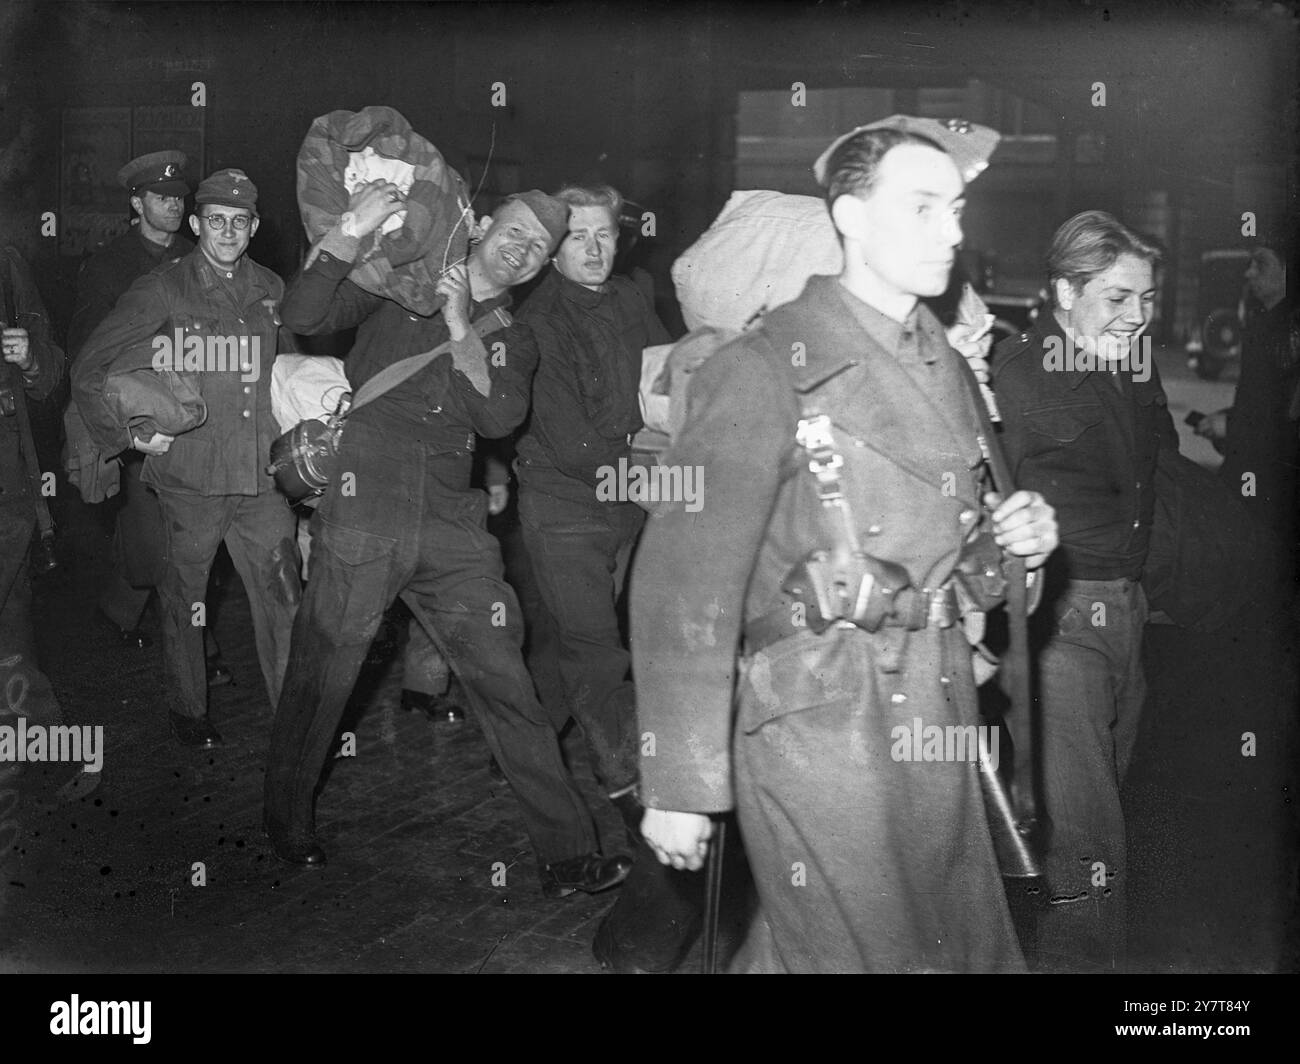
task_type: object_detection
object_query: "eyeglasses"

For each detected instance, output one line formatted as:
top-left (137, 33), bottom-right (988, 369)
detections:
top-left (200, 213), bottom-right (252, 231)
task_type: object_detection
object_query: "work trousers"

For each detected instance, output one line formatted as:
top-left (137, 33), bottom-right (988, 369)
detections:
top-left (519, 481), bottom-right (643, 793)
top-left (155, 489), bottom-right (300, 719)
top-left (264, 420), bottom-right (597, 865)
top-left (1008, 576), bottom-right (1148, 972)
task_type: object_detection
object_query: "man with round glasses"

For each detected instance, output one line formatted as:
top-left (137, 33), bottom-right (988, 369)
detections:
top-left (68, 150), bottom-right (232, 690)
top-left (73, 168), bottom-right (301, 749)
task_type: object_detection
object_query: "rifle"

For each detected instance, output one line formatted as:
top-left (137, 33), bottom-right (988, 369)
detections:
top-left (961, 362), bottom-right (1043, 878)
top-left (701, 816), bottom-right (726, 974)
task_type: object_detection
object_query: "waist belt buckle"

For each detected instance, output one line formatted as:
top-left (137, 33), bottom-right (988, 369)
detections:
top-left (928, 585), bottom-right (959, 629)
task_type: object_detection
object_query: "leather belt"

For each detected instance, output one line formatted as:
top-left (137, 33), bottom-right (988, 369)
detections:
top-left (743, 583), bottom-right (959, 655)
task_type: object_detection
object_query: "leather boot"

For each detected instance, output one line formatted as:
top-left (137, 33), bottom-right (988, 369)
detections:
top-left (593, 794), bottom-right (705, 974)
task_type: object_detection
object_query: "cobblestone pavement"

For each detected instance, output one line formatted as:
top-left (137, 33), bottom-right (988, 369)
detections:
top-left (1, 495), bottom-right (1295, 973)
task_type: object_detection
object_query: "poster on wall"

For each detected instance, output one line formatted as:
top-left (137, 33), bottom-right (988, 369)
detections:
top-left (59, 105), bottom-right (205, 257)
top-left (59, 107), bottom-right (133, 257)
top-left (132, 105), bottom-right (205, 178)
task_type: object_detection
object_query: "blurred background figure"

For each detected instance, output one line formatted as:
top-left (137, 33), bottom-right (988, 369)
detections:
top-left (1193, 238), bottom-right (1297, 564)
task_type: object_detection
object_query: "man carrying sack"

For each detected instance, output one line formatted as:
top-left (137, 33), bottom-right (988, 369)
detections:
top-left (263, 180), bottom-right (632, 900)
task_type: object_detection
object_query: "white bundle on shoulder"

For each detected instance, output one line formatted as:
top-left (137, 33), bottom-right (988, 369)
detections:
top-left (271, 355), bottom-right (351, 433)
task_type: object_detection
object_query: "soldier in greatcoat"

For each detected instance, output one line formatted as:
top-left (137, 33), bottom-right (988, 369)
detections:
top-left (633, 117), bottom-right (1060, 972)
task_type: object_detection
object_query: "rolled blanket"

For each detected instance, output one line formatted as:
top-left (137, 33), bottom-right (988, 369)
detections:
top-left (271, 354), bottom-right (350, 433)
top-left (297, 105), bottom-right (471, 316)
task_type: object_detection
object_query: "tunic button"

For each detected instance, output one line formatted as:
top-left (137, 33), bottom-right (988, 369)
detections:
top-left (241, 410), bottom-right (251, 419)
top-left (866, 524), bottom-right (882, 535)
top-left (890, 692), bottom-right (906, 704)
top-left (241, 363), bottom-right (252, 372)
top-left (854, 438), bottom-right (866, 448)
top-left (243, 386), bottom-right (251, 394)
top-left (959, 508), bottom-right (975, 525)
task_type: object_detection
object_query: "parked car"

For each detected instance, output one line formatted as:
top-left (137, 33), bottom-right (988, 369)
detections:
top-left (1188, 248), bottom-right (1251, 380)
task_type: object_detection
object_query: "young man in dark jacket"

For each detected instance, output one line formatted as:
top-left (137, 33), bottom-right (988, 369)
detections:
top-left (514, 184), bottom-right (684, 967)
top-left (516, 184), bottom-right (669, 803)
top-left (991, 210), bottom-right (1176, 971)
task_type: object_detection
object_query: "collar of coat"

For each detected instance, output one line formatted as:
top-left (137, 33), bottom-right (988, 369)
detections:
top-left (186, 247), bottom-right (277, 303)
top-left (134, 226), bottom-right (194, 262)
top-left (538, 262), bottom-right (615, 309)
top-left (758, 273), bottom-right (985, 479)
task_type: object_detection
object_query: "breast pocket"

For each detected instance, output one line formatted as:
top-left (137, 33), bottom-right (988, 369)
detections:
top-left (171, 315), bottom-right (223, 390)
top-left (1022, 401), bottom-right (1104, 444)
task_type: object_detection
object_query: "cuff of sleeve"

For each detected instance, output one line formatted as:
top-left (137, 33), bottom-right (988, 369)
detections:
top-left (316, 226), bottom-right (363, 265)
top-left (450, 331), bottom-right (491, 394)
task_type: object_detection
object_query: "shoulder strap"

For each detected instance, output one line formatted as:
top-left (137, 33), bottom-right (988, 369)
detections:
top-left (348, 306), bottom-right (511, 414)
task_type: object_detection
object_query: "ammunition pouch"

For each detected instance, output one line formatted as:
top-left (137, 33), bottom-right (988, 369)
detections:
top-left (743, 550), bottom-right (962, 655)
top-left (781, 548), bottom-right (913, 634)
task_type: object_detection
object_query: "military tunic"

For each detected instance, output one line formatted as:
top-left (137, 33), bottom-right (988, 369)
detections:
top-left (73, 249), bottom-right (301, 720)
top-left (633, 275), bottom-right (1023, 972)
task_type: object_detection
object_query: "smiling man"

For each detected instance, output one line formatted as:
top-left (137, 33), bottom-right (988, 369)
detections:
top-left (74, 168), bottom-right (301, 749)
top-left (264, 185), bottom-right (633, 900)
top-left (991, 210), bottom-right (1178, 972)
top-left (633, 116), bottom-right (1058, 972)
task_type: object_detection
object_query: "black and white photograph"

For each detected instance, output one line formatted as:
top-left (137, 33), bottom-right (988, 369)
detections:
top-left (0, 0), bottom-right (1296, 1019)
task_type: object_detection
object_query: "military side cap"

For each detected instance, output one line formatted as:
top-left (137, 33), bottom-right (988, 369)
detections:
top-left (196, 168), bottom-right (258, 213)
top-left (505, 189), bottom-right (569, 251)
top-left (813, 115), bottom-right (1000, 186)
top-left (117, 150), bottom-right (189, 197)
